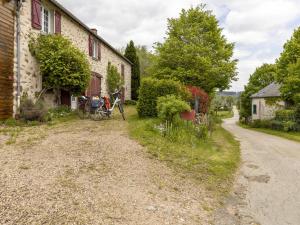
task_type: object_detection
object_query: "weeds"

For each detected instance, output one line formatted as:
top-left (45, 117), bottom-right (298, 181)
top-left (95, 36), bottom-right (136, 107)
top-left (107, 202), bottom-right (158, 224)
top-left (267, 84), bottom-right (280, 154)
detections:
top-left (128, 106), bottom-right (240, 195)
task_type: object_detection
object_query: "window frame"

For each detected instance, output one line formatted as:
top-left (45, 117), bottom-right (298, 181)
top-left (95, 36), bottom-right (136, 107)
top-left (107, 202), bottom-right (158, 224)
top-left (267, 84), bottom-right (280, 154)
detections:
top-left (253, 104), bottom-right (257, 115)
top-left (92, 39), bottom-right (98, 59)
top-left (41, 5), bottom-right (53, 34)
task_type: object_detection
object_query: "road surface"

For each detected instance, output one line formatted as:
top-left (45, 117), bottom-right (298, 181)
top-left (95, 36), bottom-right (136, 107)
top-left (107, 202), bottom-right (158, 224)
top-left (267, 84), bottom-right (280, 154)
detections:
top-left (216, 108), bottom-right (300, 225)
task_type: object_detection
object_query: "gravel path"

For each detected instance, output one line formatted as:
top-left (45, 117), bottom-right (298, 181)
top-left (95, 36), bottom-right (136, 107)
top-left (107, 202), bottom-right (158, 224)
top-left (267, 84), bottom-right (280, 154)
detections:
top-left (215, 107), bottom-right (300, 225)
top-left (0, 119), bottom-right (213, 225)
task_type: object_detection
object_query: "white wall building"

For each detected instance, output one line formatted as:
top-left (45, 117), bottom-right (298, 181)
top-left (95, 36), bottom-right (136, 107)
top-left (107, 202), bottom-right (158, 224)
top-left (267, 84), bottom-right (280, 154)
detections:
top-left (251, 83), bottom-right (285, 120)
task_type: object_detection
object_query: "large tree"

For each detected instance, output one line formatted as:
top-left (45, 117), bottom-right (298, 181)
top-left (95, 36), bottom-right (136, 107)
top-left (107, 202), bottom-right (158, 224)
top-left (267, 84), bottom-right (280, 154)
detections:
top-left (239, 64), bottom-right (277, 121)
top-left (125, 41), bottom-right (141, 100)
top-left (135, 45), bottom-right (156, 77)
top-left (152, 5), bottom-right (237, 94)
top-left (276, 27), bottom-right (300, 103)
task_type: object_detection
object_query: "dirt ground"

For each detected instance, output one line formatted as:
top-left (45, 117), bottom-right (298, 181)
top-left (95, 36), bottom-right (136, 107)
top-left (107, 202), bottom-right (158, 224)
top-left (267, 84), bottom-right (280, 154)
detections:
top-left (215, 108), bottom-right (300, 225)
top-left (0, 118), bottom-right (214, 225)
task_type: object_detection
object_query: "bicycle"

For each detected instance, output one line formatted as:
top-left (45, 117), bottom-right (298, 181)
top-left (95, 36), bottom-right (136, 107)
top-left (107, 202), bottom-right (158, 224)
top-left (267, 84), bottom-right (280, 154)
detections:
top-left (79, 90), bottom-right (125, 121)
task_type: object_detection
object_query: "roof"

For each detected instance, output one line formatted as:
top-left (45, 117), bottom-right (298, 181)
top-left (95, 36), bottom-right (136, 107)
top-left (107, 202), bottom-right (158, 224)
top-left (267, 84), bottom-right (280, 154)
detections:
top-left (48, 0), bottom-right (132, 65)
top-left (251, 82), bottom-right (281, 98)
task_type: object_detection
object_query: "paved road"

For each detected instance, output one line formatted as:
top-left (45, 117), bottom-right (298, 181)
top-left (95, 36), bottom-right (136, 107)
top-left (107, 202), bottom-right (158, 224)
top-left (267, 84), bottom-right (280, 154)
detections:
top-left (217, 108), bottom-right (300, 225)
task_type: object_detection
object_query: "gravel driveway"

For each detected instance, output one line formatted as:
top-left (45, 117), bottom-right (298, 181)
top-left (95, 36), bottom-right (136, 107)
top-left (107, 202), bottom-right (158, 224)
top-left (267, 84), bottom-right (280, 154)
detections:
top-left (0, 119), bottom-right (213, 225)
top-left (215, 108), bottom-right (300, 225)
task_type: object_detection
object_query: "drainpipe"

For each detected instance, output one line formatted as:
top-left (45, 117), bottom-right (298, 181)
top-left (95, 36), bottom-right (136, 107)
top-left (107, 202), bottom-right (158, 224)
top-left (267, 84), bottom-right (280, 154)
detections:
top-left (16, 0), bottom-right (22, 113)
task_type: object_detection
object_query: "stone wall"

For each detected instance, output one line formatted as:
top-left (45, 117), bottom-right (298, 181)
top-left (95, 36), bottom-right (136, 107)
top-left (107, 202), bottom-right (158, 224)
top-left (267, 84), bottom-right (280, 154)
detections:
top-left (13, 0), bottom-right (131, 114)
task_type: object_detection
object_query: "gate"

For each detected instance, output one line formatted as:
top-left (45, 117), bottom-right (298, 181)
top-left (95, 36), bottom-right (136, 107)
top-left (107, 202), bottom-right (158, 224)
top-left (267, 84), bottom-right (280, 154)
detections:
top-left (0, 1), bottom-right (15, 119)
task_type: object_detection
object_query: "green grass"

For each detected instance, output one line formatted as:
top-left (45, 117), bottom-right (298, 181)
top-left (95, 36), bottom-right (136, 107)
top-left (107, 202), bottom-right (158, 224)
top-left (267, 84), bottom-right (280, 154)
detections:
top-left (127, 106), bottom-right (240, 195)
top-left (0, 111), bottom-right (79, 145)
top-left (216, 110), bottom-right (234, 119)
top-left (239, 123), bottom-right (300, 143)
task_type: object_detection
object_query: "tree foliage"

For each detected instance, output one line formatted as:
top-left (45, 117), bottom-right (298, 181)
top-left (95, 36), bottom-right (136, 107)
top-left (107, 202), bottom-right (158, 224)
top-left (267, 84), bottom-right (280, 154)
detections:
top-left (276, 27), bottom-right (300, 103)
top-left (211, 95), bottom-right (234, 114)
top-left (135, 45), bottom-right (156, 77)
top-left (280, 60), bottom-right (300, 103)
top-left (239, 64), bottom-right (277, 121)
top-left (124, 41), bottom-right (141, 100)
top-left (106, 62), bottom-right (123, 93)
top-left (152, 5), bottom-right (237, 94)
top-left (29, 34), bottom-right (90, 95)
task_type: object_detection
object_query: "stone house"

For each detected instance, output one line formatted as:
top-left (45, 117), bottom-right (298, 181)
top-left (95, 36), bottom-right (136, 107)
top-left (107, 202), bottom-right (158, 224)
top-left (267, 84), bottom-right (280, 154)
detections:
top-left (251, 82), bottom-right (285, 120)
top-left (0, 0), bottom-right (132, 119)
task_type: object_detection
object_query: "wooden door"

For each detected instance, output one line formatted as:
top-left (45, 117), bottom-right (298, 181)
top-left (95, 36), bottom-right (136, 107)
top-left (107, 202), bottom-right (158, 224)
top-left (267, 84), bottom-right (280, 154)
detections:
top-left (61, 90), bottom-right (71, 107)
top-left (0, 1), bottom-right (15, 119)
top-left (86, 73), bottom-right (102, 97)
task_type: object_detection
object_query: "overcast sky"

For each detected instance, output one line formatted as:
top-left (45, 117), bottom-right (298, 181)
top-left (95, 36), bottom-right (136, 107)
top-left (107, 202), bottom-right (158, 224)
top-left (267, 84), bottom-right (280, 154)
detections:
top-left (58, 0), bottom-right (300, 91)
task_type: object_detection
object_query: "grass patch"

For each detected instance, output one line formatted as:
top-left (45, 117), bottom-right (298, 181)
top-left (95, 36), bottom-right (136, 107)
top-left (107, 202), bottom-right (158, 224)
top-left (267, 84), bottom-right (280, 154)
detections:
top-left (127, 106), bottom-right (240, 195)
top-left (239, 122), bottom-right (300, 143)
top-left (216, 111), bottom-right (233, 119)
top-left (0, 126), bottom-right (22, 145)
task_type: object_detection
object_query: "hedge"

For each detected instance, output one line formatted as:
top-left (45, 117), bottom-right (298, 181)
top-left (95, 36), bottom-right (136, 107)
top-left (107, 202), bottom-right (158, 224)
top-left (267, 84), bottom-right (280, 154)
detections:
top-left (250, 119), bottom-right (300, 132)
top-left (275, 109), bottom-right (296, 122)
top-left (137, 78), bottom-right (189, 117)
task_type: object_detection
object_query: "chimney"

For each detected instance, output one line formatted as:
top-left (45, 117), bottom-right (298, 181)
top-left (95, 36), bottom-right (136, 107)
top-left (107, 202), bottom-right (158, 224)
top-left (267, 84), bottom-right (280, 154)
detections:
top-left (91, 28), bottom-right (97, 34)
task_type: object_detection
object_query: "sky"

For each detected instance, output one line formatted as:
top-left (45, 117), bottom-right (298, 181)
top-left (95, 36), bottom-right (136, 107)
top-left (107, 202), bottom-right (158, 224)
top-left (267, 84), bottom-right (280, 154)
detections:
top-left (57, 0), bottom-right (300, 91)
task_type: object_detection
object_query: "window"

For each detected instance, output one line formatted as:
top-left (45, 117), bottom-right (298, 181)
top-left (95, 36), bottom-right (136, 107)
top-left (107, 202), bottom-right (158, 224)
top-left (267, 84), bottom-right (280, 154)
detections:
top-left (41, 5), bottom-right (54, 34)
top-left (92, 39), bottom-right (98, 59)
top-left (253, 104), bottom-right (257, 115)
top-left (121, 64), bottom-right (125, 78)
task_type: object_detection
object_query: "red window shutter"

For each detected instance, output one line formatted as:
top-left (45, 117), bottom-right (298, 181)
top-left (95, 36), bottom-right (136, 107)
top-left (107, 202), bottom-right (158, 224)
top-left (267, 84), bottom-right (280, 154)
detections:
top-left (55, 11), bottom-right (61, 34)
top-left (98, 42), bottom-right (101, 60)
top-left (88, 35), bottom-right (93, 56)
top-left (32, 0), bottom-right (41, 29)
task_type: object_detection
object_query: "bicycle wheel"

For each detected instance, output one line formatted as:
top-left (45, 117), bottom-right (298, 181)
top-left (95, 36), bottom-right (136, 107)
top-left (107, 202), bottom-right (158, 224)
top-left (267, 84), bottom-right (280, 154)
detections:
top-left (93, 108), bottom-right (107, 121)
top-left (118, 104), bottom-right (125, 120)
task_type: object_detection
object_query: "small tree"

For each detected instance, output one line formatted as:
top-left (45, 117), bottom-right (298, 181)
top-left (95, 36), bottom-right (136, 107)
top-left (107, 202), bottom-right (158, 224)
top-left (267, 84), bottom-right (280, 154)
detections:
top-left (124, 40), bottom-right (141, 100)
top-left (106, 62), bottom-right (123, 93)
top-left (157, 95), bottom-right (191, 123)
top-left (29, 34), bottom-right (91, 96)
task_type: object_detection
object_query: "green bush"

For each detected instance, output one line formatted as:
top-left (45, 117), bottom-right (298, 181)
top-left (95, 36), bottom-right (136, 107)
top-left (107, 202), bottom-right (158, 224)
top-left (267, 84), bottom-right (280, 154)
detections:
top-left (124, 100), bottom-right (137, 105)
top-left (29, 34), bottom-right (90, 95)
top-left (295, 104), bottom-right (300, 124)
top-left (275, 109), bottom-right (296, 121)
top-left (137, 78), bottom-right (189, 117)
top-left (157, 95), bottom-right (191, 123)
top-left (282, 120), bottom-right (298, 132)
top-left (250, 120), bottom-right (272, 129)
top-left (270, 120), bottom-right (284, 130)
top-left (107, 62), bottom-right (124, 93)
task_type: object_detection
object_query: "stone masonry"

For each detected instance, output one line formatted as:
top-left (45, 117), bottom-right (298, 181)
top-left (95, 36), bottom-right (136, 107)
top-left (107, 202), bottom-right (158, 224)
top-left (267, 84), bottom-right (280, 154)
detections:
top-left (13, 0), bottom-right (131, 114)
